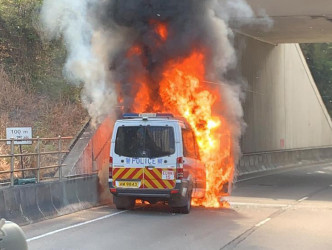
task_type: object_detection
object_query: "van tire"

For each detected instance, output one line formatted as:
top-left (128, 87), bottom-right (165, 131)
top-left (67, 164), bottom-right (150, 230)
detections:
top-left (180, 191), bottom-right (192, 214)
top-left (171, 191), bottom-right (192, 214)
top-left (113, 196), bottom-right (135, 210)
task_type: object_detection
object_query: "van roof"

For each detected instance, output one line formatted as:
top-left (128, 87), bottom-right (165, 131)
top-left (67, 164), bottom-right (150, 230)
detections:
top-left (116, 113), bottom-right (191, 128)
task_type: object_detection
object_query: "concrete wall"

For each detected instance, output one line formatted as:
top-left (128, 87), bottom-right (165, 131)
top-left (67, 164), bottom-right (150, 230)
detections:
top-left (241, 38), bottom-right (332, 153)
top-left (62, 117), bottom-right (114, 177)
top-left (0, 175), bottom-right (99, 225)
top-left (62, 116), bottom-right (114, 203)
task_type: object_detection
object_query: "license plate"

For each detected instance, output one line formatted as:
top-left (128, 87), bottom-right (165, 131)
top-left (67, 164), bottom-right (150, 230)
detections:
top-left (116, 181), bottom-right (140, 188)
top-left (162, 170), bottom-right (174, 180)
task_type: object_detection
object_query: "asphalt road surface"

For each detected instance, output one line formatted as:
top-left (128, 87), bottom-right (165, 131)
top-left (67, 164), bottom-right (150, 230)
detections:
top-left (23, 162), bottom-right (332, 250)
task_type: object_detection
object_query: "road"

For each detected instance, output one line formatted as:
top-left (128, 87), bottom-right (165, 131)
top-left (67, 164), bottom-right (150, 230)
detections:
top-left (23, 162), bottom-right (332, 250)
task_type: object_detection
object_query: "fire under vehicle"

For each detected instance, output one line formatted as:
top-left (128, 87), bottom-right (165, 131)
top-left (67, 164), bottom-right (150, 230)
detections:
top-left (109, 113), bottom-right (206, 213)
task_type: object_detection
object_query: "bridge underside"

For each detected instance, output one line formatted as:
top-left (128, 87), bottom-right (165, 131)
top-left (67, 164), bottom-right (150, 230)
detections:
top-left (239, 0), bottom-right (332, 44)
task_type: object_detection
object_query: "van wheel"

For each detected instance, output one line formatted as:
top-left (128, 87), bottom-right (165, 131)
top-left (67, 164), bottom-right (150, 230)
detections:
top-left (113, 196), bottom-right (135, 210)
top-left (171, 191), bottom-right (192, 214)
top-left (180, 191), bottom-right (192, 214)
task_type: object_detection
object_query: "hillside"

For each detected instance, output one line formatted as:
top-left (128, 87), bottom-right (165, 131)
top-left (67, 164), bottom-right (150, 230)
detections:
top-left (0, 0), bottom-right (88, 138)
top-left (0, 0), bottom-right (88, 178)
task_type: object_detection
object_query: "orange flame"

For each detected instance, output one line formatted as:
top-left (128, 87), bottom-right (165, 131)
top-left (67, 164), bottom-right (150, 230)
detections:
top-left (125, 22), bottom-right (234, 208)
top-left (150, 20), bottom-right (168, 41)
top-left (159, 51), bottom-right (234, 208)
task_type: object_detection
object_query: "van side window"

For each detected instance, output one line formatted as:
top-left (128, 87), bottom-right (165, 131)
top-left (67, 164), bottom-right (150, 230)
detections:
top-left (182, 129), bottom-right (196, 159)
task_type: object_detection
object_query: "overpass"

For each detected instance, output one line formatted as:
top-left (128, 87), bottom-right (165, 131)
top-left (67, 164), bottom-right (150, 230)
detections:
top-left (242, 0), bottom-right (332, 44)
top-left (236, 0), bottom-right (332, 167)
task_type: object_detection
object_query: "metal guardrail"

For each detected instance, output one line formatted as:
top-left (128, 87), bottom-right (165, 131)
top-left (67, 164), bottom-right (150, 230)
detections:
top-left (0, 136), bottom-right (73, 186)
top-left (242, 145), bottom-right (332, 156)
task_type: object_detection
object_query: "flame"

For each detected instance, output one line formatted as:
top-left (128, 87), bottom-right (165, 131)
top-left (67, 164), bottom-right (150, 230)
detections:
top-left (159, 51), bottom-right (234, 208)
top-left (127, 45), bottom-right (143, 57)
top-left (150, 20), bottom-right (168, 41)
top-left (125, 21), bottom-right (234, 208)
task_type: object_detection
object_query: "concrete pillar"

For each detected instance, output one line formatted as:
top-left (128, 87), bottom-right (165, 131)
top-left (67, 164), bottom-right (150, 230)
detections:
top-left (240, 37), bottom-right (332, 153)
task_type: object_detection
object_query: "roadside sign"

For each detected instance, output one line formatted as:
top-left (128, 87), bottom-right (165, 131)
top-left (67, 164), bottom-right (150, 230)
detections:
top-left (6, 127), bottom-right (32, 145)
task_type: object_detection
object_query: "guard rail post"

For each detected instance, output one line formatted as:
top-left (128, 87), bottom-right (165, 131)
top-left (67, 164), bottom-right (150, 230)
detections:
top-left (10, 138), bottom-right (14, 186)
top-left (37, 136), bottom-right (40, 182)
top-left (58, 135), bottom-right (62, 180)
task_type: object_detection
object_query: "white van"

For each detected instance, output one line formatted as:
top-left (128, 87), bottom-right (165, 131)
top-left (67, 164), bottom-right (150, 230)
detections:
top-left (109, 113), bottom-right (206, 214)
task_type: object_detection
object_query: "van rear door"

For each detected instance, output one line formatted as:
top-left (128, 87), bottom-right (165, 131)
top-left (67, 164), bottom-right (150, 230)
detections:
top-left (112, 121), bottom-right (177, 190)
top-left (142, 125), bottom-right (177, 189)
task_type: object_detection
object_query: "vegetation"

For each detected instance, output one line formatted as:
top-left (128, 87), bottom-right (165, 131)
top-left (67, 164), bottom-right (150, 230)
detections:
top-left (0, 0), bottom-right (87, 137)
top-left (301, 43), bottom-right (332, 117)
top-left (0, 0), bottom-right (88, 177)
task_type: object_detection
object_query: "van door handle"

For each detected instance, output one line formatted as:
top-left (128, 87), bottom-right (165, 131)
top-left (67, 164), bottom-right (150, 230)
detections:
top-left (146, 166), bottom-right (155, 169)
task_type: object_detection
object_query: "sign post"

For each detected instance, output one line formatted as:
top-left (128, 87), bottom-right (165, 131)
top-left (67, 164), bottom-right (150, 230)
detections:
top-left (6, 127), bottom-right (33, 179)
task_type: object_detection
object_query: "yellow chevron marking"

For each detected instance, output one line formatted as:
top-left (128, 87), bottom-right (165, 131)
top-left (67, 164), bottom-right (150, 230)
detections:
top-left (112, 168), bottom-right (125, 180)
top-left (144, 170), bottom-right (156, 182)
top-left (164, 180), bottom-right (174, 189)
top-left (122, 168), bottom-right (136, 179)
top-left (133, 169), bottom-right (143, 179)
top-left (145, 170), bottom-right (166, 189)
top-left (144, 180), bottom-right (153, 188)
top-left (153, 179), bottom-right (164, 189)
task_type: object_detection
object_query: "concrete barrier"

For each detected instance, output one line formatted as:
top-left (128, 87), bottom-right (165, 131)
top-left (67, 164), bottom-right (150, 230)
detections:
top-left (36, 183), bottom-right (57, 218)
top-left (19, 185), bottom-right (44, 222)
top-left (62, 179), bottom-right (80, 209)
top-left (2, 187), bottom-right (27, 225)
top-left (0, 189), bottom-right (6, 220)
top-left (75, 175), bottom-right (99, 209)
top-left (49, 181), bottom-right (65, 213)
top-left (0, 175), bottom-right (100, 225)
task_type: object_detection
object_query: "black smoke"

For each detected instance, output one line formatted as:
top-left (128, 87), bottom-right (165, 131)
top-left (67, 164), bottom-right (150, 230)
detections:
top-left (92, 0), bottom-right (237, 112)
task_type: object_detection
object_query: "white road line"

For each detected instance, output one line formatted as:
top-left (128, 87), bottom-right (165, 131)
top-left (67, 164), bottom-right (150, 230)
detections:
top-left (255, 218), bottom-right (271, 227)
top-left (230, 202), bottom-right (288, 208)
top-left (26, 210), bottom-right (127, 242)
top-left (297, 196), bottom-right (308, 202)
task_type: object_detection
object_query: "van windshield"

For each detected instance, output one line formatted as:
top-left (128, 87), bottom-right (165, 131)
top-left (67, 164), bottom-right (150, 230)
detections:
top-left (115, 126), bottom-right (175, 158)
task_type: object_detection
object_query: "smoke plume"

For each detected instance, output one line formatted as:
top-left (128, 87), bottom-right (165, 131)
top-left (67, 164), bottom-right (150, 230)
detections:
top-left (40, 0), bottom-right (271, 195)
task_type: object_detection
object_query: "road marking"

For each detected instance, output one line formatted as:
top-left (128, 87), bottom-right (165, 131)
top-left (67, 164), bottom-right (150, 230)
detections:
top-left (255, 218), bottom-right (271, 227)
top-left (26, 210), bottom-right (127, 242)
top-left (230, 202), bottom-right (288, 208)
top-left (297, 196), bottom-right (308, 202)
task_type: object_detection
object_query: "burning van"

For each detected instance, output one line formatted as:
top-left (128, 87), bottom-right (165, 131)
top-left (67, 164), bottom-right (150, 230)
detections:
top-left (109, 113), bottom-right (206, 213)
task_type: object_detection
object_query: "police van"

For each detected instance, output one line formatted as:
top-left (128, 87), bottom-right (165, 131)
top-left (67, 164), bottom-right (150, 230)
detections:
top-left (109, 113), bottom-right (206, 214)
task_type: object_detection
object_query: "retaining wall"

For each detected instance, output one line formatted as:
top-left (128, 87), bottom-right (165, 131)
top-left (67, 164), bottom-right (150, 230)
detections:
top-left (0, 175), bottom-right (99, 225)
